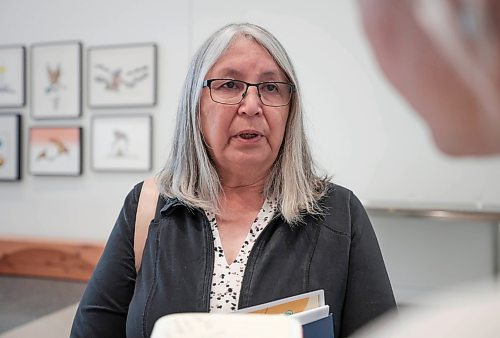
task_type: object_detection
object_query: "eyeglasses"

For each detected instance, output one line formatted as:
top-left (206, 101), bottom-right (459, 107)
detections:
top-left (202, 79), bottom-right (295, 107)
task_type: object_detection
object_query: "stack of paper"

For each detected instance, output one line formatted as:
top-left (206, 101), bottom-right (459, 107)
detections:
top-left (151, 313), bottom-right (303, 338)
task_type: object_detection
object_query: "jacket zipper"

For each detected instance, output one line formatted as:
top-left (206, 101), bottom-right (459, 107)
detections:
top-left (237, 213), bottom-right (282, 309)
top-left (199, 210), bottom-right (215, 312)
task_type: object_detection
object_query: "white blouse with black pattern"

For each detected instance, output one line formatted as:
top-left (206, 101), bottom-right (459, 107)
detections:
top-left (205, 197), bottom-right (278, 312)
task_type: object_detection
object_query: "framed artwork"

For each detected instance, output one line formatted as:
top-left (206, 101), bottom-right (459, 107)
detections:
top-left (31, 41), bottom-right (82, 119)
top-left (0, 46), bottom-right (26, 108)
top-left (92, 115), bottom-right (152, 172)
top-left (29, 127), bottom-right (82, 176)
top-left (0, 114), bottom-right (22, 181)
top-left (88, 43), bottom-right (157, 108)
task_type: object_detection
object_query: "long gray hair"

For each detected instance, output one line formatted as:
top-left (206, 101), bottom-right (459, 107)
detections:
top-left (158, 23), bottom-right (329, 224)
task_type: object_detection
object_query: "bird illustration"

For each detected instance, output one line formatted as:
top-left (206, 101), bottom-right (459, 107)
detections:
top-left (36, 138), bottom-right (69, 161)
top-left (0, 65), bottom-right (15, 94)
top-left (0, 65), bottom-right (5, 82)
top-left (94, 64), bottom-right (149, 92)
top-left (46, 65), bottom-right (64, 94)
top-left (110, 130), bottom-right (129, 157)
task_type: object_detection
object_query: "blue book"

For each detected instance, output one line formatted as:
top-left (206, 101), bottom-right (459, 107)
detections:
top-left (302, 313), bottom-right (334, 338)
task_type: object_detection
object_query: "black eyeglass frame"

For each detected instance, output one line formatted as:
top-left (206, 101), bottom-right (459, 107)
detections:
top-left (202, 78), bottom-right (296, 107)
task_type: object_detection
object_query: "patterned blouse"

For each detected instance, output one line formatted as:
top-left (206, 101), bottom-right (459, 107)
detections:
top-left (205, 198), bottom-right (278, 312)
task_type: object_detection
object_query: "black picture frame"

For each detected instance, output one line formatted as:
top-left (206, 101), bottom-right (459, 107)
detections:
top-left (91, 114), bottom-right (152, 172)
top-left (31, 41), bottom-right (82, 119)
top-left (0, 113), bottom-right (22, 181)
top-left (0, 45), bottom-right (26, 108)
top-left (28, 126), bottom-right (83, 176)
top-left (87, 43), bottom-right (158, 108)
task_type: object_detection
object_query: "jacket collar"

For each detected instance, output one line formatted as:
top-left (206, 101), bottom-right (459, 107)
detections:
top-left (160, 197), bottom-right (201, 216)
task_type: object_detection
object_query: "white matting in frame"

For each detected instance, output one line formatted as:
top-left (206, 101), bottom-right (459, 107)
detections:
top-left (88, 43), bottom-right (157, 108)
top-left (92, 115), bottom-right (152, 172)
top-left (0, 46), bottom-right (26, 108)
top-left (29, 127), bottom-right (82, 176)
top-left (0, 114), bottom-right (22, 181)
top-left (31, 41), bottom-right (82, 119)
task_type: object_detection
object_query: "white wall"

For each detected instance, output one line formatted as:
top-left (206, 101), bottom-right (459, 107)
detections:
top-left (0, 0), bottom-right (190, 241)
top-left (370, 214), bottom-right (497, 304)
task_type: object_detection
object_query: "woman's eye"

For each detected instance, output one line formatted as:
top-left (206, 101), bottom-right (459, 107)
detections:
top-left (263, 83), bottom-right (278, 92)
top-left (222, 81), bottom-right (236, 89)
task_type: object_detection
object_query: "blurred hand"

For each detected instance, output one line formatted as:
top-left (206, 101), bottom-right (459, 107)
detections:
top-left (358, 0), bottom-right (500, 155)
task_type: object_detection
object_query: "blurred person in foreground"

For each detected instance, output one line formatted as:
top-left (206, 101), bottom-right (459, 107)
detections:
top-left (355, 0), bottom-right (500, 337)
top-left (71, 23), bottom-right (395, 338)
top-left (360, 0), bottom-right (500, 156)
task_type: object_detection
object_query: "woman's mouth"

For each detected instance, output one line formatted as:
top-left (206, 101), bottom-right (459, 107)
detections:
top-left (239, 133), bottom-right (259, 139)
top-left (233, 130), bottom-right (264, 142)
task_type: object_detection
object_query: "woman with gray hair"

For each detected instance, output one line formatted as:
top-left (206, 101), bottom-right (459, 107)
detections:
top-left (72, 23), bottom-right (395, 338)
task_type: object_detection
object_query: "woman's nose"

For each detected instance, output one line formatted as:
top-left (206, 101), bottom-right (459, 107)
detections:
top-left (238, 86), bottom-right (262, 116)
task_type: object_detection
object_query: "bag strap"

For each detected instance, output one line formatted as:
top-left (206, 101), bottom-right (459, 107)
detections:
top-left (134, 177), bottom-right (160, 272)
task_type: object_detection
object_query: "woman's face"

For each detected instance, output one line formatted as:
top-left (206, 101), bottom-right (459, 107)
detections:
top-left (200, 37), bottom-right (290, 179)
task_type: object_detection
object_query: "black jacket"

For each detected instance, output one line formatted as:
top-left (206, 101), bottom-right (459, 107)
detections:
top-left (71, 182), bottom-right (396, 338)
